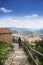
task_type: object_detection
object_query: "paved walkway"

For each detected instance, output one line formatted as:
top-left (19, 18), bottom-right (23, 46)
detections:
top-left (4, 43), bottom-right (30, 65)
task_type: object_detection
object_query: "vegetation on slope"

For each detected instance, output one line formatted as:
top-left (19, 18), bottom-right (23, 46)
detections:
top-left (12, 36), bottom-right (18, 43)
top-left (22, 39), bottom-right (43, 65)
top-left (34, 40), bottom-right (43, 65)
top-left (0, 42), bottom-right (10, 65)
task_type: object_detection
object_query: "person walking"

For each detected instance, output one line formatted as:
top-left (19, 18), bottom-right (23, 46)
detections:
top-left (18, 37), bottom-right (22, 48)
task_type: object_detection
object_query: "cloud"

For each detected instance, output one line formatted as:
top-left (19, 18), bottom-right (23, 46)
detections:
top-left (0, 7), bottom-right (12, 13)
top-left (25, 14), bottom-right (38, 18)
top-left (0, 14), bottom-right (43, 29)
top-left (0, 18), bottom-right (22, 28)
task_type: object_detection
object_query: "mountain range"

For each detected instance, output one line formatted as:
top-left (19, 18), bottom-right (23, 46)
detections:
top-left (10, 27), bottom-right (43, 35)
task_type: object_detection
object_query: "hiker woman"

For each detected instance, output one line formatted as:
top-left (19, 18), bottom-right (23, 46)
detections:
top-left (18, 37), bottom-right (22, 48)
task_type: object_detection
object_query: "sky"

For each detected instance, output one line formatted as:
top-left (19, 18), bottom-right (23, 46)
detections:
top-left (0, 0), bottom-right (43, 29)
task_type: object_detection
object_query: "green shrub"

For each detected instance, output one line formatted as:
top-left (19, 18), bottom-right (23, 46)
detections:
top-left (34, 40), bottom-right (43, 65)
top-left (23, 39), bottom-right (29, 45)
top-left (12, 36), bottom-right (18, 43)
top-left (35, 40), bottom-right (43, 53)
top-left (0, 41), bottom-right (9, 64)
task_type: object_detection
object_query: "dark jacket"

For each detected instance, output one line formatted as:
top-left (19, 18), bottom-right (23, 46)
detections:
top-left (18, 38), bottom-right (21, 44)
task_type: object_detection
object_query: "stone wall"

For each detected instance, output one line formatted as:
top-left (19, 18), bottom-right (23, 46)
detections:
top-left (0, 33), bottom-right (12, 44)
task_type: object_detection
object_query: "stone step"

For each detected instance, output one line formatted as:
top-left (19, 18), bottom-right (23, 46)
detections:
top-left (4, 43), bottom-right (30, 65)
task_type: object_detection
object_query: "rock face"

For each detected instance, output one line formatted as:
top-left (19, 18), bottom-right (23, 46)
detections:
top-left (0, 28), bottom-right (12, 44)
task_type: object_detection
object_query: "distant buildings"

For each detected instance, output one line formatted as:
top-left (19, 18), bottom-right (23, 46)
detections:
top-left (0, 28), bottom-right (12, 44)
top-left (24, 35), bottom-right (42, 43)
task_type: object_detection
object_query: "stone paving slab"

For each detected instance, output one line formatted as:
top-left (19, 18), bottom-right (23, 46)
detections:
top-left (4, 43), bottom-right (30, 65)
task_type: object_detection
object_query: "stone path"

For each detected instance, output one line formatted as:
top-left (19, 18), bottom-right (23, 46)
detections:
top-left (4, 43), bottom-right (30, 65)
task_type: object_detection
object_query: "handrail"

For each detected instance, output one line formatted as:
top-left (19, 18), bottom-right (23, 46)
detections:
top-left (29, 46), bottom-right (43, 57)
top-left (22, 43), bottom-right (38, 65)
top-left (22, 43), bottom-right (43, 65)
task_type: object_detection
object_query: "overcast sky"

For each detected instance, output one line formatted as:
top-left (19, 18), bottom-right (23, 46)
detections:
top-left (0, 0), bottom-right (43, 29)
